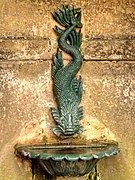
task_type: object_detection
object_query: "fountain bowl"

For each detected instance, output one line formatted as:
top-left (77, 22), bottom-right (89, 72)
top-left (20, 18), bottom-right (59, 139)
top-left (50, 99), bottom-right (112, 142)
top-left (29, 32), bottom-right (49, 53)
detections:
top-left (15, 142), bottom-right (119, 177)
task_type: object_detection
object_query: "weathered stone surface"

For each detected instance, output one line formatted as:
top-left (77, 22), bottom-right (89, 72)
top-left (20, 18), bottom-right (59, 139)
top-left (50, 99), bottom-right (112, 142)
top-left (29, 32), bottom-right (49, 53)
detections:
top-left (0, 0), bottom-right (51, 39)
top-left (0, 60), bottom-right (56, 147)
top-left (0, 60), bottom-right (55, 179)
top-left (82, 0), bottom-right (135, 39)
top-left (0, 144), bottom-right (32, 180)
top-left (0, 38), bottom-right (135, 61)
top-left (82, 39), bottom-right (135, 60)
top-left (0, 0), bottom-right (135, 61)
top-left (0, 39), bottom-right (54, 60)
top-left (0, 0), bottom-right (134, 39)
top-left (81, 61), bottom-right (135, 180)
top-left (0, 60), bottom-right (134, 179)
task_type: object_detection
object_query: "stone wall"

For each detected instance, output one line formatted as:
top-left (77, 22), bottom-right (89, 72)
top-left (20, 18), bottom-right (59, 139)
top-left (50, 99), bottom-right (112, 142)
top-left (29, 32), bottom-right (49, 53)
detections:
top-left (0, 0), bottom-right (135, 180)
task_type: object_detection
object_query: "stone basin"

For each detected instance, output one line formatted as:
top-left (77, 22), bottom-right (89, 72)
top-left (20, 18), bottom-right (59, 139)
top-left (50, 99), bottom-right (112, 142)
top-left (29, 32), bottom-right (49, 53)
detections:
top-left (15, 143), bottom-right (120, 177)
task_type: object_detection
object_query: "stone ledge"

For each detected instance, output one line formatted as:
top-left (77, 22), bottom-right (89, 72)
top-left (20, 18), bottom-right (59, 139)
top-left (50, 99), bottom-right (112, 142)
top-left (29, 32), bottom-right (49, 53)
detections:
top-left (82, 38), bottom-right (135, 60)
top-left (0, 38), bottom-right (135, 61)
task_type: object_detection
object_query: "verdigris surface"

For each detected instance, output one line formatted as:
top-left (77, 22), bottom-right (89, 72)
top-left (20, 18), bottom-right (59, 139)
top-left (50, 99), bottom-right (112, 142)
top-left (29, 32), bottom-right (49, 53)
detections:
top-left (51, 5), bottom-right (84, 137)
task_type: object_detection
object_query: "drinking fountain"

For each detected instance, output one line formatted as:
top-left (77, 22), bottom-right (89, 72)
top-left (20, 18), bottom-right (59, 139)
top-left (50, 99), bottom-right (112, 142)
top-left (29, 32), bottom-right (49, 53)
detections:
top-left (15, 5), bottom-right (120, 178)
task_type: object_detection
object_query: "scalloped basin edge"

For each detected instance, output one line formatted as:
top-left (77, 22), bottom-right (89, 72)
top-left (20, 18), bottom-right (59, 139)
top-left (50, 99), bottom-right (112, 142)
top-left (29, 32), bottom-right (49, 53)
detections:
top-left (15, 143), bottom-right (120, 177)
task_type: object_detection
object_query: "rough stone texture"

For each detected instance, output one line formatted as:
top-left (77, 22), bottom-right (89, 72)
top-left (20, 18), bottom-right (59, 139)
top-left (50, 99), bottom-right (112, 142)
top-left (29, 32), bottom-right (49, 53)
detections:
top-left (81, 61), bottom-right (135, 180)
top-left (83, 39), bottom-right (135, 60)
top-left (0, 39), bottom-right (54, 60)
top-left (0, 0), bottom-right (134, 39)
top-left (0, 0), bottom-right (135, 180)
top-left (0, 60), bottom-right (54, 180)
top-left (0, 61), bottom-right (56, 146)
top-left (0, 39), bottom-right (135, 61)
top-left (0, 0), bottom-right (134, 60)
top-left (0, 60), bottom-right (135, 179)
top-left (0, 0), bottom-right (51, 39)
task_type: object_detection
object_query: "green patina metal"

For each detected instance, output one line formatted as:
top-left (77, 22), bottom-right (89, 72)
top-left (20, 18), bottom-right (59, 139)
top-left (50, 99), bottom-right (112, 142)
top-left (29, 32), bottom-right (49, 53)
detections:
top-left (51, 5), bottom-right (83, 137)
top-left (15, 143), bottom-right (120, 177)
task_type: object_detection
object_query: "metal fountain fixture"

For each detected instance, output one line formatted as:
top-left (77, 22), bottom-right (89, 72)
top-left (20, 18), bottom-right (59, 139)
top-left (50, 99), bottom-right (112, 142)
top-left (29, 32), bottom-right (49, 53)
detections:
top-left (51, 5), bottom-right (83, 137)
top-left (15, 5), bottom-right (120, 178)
